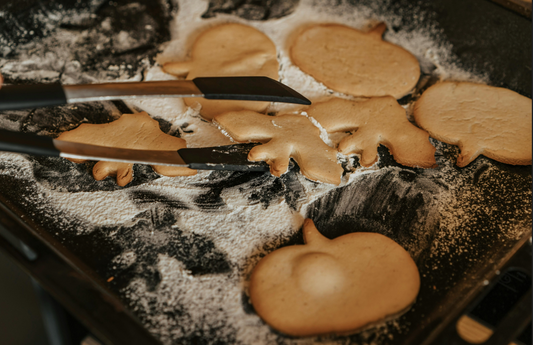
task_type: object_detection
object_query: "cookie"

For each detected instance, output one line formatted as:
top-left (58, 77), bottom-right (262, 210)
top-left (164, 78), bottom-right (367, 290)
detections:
top-left (290, 23), bottom-right (420, 99)
top-left (163, 23), bottom-right (279, 120)
top-left (308, 97), bottom-right (437, 168)
top-left (249, 219), bottom-right (420, 337)
top-left (214, 110), bottom-right (343, 185)
top-left (57, 112), bottom-right (197, 186)
top-left (413, 82), bottom-right (532, 167)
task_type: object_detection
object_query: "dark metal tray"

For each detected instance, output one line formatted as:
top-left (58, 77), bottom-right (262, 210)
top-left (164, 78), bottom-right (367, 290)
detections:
top-left (0, 0), bottom-right (531, 344)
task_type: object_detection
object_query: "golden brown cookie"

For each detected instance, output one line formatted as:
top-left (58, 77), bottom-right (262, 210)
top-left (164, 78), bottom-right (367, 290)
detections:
top-left (56, 112), bottom-right (197, 186)
top-left (308, 97), bottom-right (437, 168)
top-left (290, 23), bottom-right (420, 99)
top-left (414, 82), bottom-right (532, 167)
top-left (163, 23), bottom-right (279, 120)
top-left (249, 219), bottom-right (420, 337)
top-left (214, 110), bottom-right (343, 185)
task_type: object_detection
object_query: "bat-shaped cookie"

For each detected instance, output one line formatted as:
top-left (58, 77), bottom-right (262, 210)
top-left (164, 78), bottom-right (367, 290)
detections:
top-left (57, 112), bottom-right (197, 186)
top-left (308, 97), bottom-right (437, 168)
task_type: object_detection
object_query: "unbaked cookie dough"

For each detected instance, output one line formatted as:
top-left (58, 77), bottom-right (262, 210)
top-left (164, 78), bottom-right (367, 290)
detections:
top-left (290, 23), bottom-right (420, 99)
top-left (56, 112), bottom-right (197, 186)
top-left (214, 110), bottom-right (344, 185)
top-left (249, 219), bottom-right (420, 336)
top-left (163, 23), bottom-right (279, 120)
top-left (414, 82), bottom-right (532, 167)
top-left (308, 97), bottom-right (437, 168)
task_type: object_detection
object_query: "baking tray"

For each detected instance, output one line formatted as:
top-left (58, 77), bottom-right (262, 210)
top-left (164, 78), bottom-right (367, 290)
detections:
top-left (0, 0), bottom-right (531, 344)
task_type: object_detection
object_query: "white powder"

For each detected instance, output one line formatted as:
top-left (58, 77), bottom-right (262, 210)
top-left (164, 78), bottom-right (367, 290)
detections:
top-left (303, 111), bottom-right (335, 148)
top-left (176, 202), bottom-right (302, 263)
top-left (428, 155), bottom-right (531, 263)
top-left (112, 251), bottom-right (137, 269)
top-left (47, 190), bottom-right (141, 225)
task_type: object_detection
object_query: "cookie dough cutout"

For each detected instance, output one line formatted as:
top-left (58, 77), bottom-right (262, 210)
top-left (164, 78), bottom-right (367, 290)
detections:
top-left (290, 23), bottom-right (420, 99)
top-left (249, 219), bottom-right (420, 337)
top-left (309, 97), bottom-right (437, 168)
top-left (214, 110), bottom-right (343, 185)
top-left (56, 112), bottom-right (197, 186)
top-left (414, 82), bottom-right (532, 167)
top-left (163, 23), bottom-right (279, 120)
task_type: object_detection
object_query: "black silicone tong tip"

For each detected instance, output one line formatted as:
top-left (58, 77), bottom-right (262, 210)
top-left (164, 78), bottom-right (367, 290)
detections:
top-left (193, 76), bottom-right (312, 105)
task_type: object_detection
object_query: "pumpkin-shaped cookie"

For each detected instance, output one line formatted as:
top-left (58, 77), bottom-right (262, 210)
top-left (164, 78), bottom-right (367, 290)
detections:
top-left (290, 23), bottom-right (420, 99)
top-left (249, 219), bottom-right (420, 336)
top-left (164, 23), bottom-right (279, 120)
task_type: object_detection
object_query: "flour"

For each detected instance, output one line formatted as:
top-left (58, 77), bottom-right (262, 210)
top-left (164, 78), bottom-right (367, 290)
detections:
top-left (0, 152), bottom-right (35, 180)
top-left (429, 151), bottom-right (532, 264)
top-left (111, 251), bottom-right (137, 269)
top-left (176, 202), bottom-right (301, 263)
top-left (48, 190), bottom-right (142, 225)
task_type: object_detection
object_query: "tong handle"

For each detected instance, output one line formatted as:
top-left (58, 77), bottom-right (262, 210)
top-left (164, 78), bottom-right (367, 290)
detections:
top-left (0, 129), bottom-right (59, 157)
top-left (0, 84), bottom-right (67, 111)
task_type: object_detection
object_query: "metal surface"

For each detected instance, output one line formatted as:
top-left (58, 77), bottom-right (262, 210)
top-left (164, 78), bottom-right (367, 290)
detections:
top-left (53, 140), bottom-right (270, 171)
top-left (490, 0), bottom-right (532, 18)
top-left (424, 235), bottom-right (532, 345)
top-left (54, 140), bottom-right (188, 167)
top-left (62, 77), bottom-right (311, 105)
top-left (63, 80), bottom-right (202, 103)
top-left (0, 197), bottom-right (160, 345)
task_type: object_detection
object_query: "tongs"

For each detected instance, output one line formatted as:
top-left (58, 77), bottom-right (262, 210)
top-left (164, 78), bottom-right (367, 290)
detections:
top-left (0, 77), bottom-right (310, 171)
top-left (0, 76), bottom-right (310, 110)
